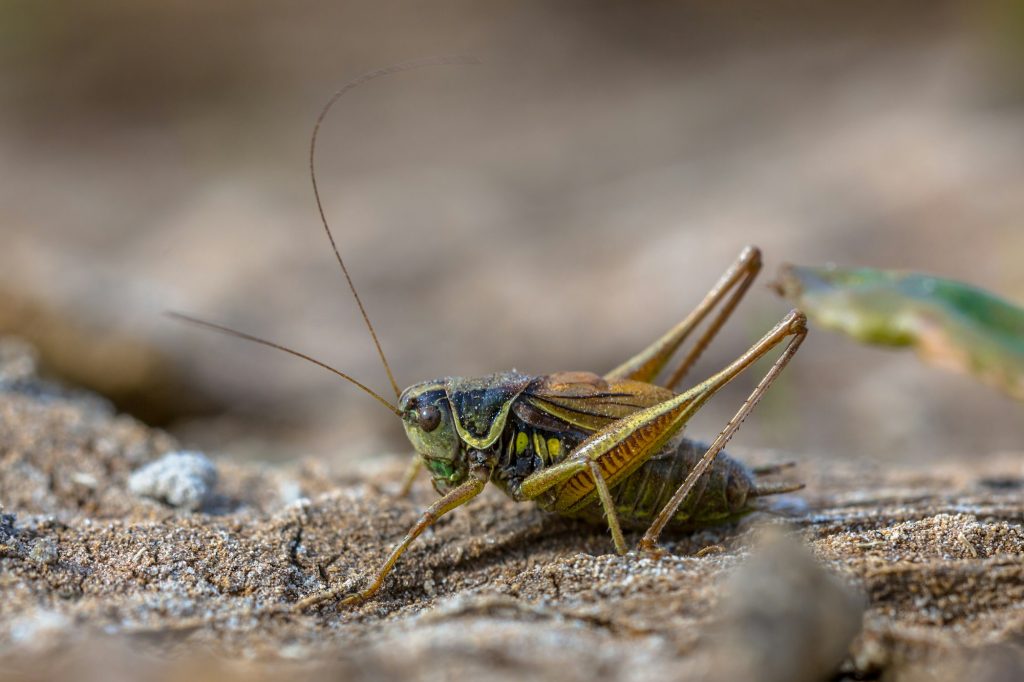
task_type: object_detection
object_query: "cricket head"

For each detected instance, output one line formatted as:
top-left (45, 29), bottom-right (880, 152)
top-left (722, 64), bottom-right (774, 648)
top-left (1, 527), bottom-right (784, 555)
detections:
top-left (399, 371), bottom-right (533, 494)
top-left (399, 380), bottom-right (465, 493)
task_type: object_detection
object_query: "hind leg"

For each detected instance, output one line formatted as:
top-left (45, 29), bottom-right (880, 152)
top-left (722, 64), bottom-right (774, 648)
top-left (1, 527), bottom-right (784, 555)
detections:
top-left (605, 245), bottom-right (762, 389)
top-left (638, 315), bottom-right (806, 551)
top-left (521, 311), bottom-right (807, 556)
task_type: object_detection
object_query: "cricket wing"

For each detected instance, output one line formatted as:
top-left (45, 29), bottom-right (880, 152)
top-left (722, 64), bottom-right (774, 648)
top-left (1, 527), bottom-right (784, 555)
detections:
top-left (523, 371), bottom-right (674, 433)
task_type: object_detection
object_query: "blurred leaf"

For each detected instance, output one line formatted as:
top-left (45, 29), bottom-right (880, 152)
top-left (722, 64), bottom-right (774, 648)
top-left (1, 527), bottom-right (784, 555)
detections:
top-left (773, 264), bottom-right (1024, 401)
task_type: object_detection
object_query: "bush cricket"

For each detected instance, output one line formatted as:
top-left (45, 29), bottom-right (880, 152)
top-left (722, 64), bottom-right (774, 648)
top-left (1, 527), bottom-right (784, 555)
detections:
top-left (171, 58), bottom-right (807, 611)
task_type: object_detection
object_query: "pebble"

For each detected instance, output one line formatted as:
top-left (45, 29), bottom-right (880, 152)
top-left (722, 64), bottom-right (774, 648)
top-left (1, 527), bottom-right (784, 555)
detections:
top-left (711, 526), bottom-right (866, 682)
top-left (0, 508), bottom-right (15, 541)
top-left (0, 338), bottom-right (39, 384)
top-left (29, 537), bottom-right (59, 565)
top-left (9, 610), bottom-right (71, 650)
top-left (128, 451), bottom-right (219, 511)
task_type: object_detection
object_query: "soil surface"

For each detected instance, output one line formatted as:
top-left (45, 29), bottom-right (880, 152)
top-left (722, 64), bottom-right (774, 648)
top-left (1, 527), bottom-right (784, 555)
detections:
top-left (1, 338), bottom-right (1023, 682)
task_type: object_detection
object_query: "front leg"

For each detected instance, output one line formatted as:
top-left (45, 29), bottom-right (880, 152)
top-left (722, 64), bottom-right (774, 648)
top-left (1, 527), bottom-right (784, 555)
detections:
top-left (396, 455), bottom-right (424, 497)
top-left (294, 469), bottom-right (487, 611)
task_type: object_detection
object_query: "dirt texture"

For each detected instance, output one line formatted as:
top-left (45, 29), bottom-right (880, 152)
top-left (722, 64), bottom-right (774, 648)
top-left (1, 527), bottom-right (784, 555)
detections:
top-left (1, 337), bottom-right (1023, 682)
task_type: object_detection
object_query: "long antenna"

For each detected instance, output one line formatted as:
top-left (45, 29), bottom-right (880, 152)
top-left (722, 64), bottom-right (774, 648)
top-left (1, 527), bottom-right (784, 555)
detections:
top-left (167, 312), bottom-right (401, 417)
top-left (310, 55), bottom-right (480, 400)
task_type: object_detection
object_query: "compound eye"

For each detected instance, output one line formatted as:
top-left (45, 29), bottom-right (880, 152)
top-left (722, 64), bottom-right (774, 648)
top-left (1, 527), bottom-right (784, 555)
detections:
top-left (416, 405), bottom-right (441, 432)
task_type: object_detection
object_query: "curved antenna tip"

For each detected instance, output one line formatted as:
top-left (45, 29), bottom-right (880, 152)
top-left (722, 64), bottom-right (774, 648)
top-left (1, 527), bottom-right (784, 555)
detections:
top-left (309, 56), bottom-right (481, 402)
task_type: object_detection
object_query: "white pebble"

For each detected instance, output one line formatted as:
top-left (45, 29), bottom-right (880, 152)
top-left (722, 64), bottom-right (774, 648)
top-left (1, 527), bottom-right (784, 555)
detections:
top-left (129, 451), bottom-right (218, 511)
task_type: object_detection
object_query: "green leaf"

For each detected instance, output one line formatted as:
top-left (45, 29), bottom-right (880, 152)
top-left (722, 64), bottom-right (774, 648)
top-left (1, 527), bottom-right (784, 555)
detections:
top-left (773, 264), bottom-right (1024, 401)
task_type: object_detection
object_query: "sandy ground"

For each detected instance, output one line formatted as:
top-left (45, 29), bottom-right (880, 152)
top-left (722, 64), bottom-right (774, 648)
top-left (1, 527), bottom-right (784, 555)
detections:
top-left (3, 6), bottom-right (1023, 681)
top-left (1, 338), bottom-right (1023, 682)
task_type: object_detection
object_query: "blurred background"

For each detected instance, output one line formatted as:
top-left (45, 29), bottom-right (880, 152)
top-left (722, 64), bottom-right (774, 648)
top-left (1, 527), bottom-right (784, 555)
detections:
top-left (1, 0), bottom-right (1022, 470)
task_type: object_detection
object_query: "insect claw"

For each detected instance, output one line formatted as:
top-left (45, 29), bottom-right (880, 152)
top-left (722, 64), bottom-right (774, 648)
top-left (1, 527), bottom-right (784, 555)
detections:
top-left (694, 544), bottom-right (726, 558)
top-left (787, 309), bottom-right (809, 334)
top-left (294, 590), bottom-right (335, 612)
top-left (339, 592), bottom-right (369, 608)
top-left (635, 539), bottom-right (670, 559)
top-left (293, 574), bottom-right (365, 612)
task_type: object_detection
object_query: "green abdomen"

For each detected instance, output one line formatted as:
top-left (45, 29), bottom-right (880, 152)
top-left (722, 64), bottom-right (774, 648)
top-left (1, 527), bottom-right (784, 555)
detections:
top-left (568, 439), bottom-right (759, 530)
top-left (490, 417), bottom-right (761, 531)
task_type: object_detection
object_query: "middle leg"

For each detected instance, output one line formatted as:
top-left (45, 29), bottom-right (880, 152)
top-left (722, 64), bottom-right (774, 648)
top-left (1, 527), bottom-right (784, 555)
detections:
top-left (589, 459), bottom-right (627, 554)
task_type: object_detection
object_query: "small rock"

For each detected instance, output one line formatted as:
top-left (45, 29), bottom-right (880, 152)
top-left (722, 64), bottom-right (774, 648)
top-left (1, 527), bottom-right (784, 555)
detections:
top-left (899, 644), bottom-right (1024, 682)
top-left (29, 536), bottom-right (59, 565)
top-left (711, 526), bottom-right (867, 682)
top-left (128, 451), bottom-right (218, 511)
top-left (69, 471), bottom-right (99, 489)
top-left (0, 507), bottom-right (22, 556)
top-left (0, 506), bottom-right (15, 540)
top-left (9, 610), bottom-right (72, 651)
top-left (0, 337), bottom-right (39, 384)
top-left (277, 479), bottom-right (304, 506)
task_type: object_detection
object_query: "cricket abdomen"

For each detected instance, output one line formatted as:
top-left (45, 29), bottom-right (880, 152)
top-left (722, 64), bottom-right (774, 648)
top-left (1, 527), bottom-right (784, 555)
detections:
top-left (571, 438), bottom-right (759, 530)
